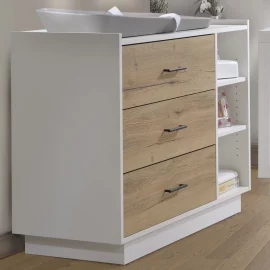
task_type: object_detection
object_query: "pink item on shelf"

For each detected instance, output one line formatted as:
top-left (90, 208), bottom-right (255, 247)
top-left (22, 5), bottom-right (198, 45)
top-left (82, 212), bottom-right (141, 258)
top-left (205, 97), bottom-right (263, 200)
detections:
top-left (218, 91), bottom-right (232, 128)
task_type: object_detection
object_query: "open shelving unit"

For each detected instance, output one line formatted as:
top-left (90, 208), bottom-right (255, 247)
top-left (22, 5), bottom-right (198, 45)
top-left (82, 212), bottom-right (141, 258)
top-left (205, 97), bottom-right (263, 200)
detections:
top-left (215, 20), bottom-right (251, 200)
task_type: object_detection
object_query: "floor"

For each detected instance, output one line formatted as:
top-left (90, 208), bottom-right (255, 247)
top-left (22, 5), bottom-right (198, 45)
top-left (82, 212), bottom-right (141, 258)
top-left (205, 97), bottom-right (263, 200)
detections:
top-left (2, 169), bottom-right (270, 270)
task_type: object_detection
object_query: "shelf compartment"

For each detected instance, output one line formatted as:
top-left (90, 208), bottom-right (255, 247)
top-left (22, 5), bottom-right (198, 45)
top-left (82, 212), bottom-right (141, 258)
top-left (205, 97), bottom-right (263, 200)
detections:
top-left (217, 77), bottom-right (246, 88)
top-left (218, 125), bottom-right (246, 138)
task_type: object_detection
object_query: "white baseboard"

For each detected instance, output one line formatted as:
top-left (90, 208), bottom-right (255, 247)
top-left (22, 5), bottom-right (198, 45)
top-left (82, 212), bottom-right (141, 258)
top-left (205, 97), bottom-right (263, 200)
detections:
top-left (0, 233), bottom-right (24, 259)
top-left (26, 237), bottom-right (125, 264)
top-left (25, 196), bottom-right (241, 265)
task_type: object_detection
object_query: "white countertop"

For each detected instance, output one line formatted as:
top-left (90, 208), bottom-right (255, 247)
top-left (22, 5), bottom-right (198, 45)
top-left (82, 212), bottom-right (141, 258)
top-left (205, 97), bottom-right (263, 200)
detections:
top-left (122, 24), bottom-right (248, 45)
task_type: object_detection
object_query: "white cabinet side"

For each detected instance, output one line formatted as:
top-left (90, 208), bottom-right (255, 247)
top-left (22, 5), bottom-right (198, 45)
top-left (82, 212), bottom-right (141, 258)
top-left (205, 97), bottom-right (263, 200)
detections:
top-left (218, 27), bottom-right (251, 188)
top-left (11, 32), bottom-right (123, 245)
top-left (259, 42), bottom-right (270, 177)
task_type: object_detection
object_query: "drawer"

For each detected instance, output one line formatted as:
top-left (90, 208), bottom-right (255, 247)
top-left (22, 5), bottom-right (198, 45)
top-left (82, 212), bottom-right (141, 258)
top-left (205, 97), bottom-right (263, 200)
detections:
top-left (123, 90), bottom-right (216, 173)
top-left (123, 35), bottom-right (215, 109)
top-left (124, 146), bottom-right (216, 237)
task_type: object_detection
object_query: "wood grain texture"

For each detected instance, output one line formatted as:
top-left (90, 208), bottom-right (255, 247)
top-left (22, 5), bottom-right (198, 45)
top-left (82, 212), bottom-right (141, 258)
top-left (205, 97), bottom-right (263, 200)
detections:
top-left (217, 219), bottom-right (270, 270)
top-left (124, 146), bottom-right (216, 237)
top-left (245, 240), bottom-right (270, 270)
top-left (2, 170), bottom-right (266, 270)
top-left (123, 35), bottom-right (215, 109)
top-left (207, 209), bottom-right (270, 260)
top-left (123, 90), bottom-right (216, 173)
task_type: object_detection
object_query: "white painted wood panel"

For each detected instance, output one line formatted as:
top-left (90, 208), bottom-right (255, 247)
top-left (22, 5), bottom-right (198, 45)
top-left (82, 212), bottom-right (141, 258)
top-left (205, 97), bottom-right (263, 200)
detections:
top-left (217, 77), bottom-right (246, 88)
top-left (259, 40), bottom-right (270, 177)
top-left (26, 236), bottom-right (125, 264)
top-left (11, 32), bottom-right (123, 245)
top-left (218, 125), bottom-right (247, 138)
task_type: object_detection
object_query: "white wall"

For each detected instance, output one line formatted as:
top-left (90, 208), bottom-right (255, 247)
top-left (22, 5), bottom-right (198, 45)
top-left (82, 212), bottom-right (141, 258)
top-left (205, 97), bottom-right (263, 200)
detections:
top-left (168, 0), bottom-right (194, 15)
top-left (80, 0), bottom-right (149, 12)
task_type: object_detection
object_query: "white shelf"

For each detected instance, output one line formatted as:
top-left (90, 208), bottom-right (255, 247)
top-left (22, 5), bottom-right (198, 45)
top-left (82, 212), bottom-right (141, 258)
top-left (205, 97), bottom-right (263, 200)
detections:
top-left (218, 125), bottom-right (247, 138)
top-left (218, 186), bottom-right (250, 200)
top-left (217, 77), bottom-right (246, 88)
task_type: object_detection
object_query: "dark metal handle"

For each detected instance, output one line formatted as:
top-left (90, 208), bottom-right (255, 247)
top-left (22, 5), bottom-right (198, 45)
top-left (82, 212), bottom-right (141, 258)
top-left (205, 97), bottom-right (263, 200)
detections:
top-left (164, 125), bottom-right (188, 133)
top-left (163, 67), bottom-right (187, 72)
top-left (165, 184), bottom-right (188, 194)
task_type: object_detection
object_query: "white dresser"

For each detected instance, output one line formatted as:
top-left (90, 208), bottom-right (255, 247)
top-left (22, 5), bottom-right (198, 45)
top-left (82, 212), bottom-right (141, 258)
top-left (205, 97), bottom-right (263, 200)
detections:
top-left (12, 20), bottom-right (251, 265)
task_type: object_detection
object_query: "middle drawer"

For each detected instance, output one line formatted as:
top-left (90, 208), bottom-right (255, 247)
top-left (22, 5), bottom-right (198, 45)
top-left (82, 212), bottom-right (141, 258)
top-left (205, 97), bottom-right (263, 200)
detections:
top-left (123, 90), bottom-right (216, 173)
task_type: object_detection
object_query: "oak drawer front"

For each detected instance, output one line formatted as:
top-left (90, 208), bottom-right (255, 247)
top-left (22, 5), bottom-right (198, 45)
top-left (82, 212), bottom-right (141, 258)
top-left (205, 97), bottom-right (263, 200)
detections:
top-left (123, 90), bottom-right (216, 173)
top-left (124, 146), bottom-right (216, 237)
top-left (123, 35), bottom-right (215, 109)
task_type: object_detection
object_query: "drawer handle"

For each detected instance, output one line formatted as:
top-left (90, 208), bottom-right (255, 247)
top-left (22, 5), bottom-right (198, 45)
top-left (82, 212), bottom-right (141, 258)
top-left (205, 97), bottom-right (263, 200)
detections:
top-left (164, 184), bottom-right (188, 194)
top-left (163, 67), bottom-right (187, 72)
top-left (164, 125), bottom-right (188, 133)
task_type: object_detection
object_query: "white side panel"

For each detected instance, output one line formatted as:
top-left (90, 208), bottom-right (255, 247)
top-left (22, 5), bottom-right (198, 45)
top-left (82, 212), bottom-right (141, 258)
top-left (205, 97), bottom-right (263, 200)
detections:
top-left (26, 236), bottom-right (125, 265)
top-left (259, 42), bottom-right (270, 177)
top-left (11, 32), bottom-right (123, 244)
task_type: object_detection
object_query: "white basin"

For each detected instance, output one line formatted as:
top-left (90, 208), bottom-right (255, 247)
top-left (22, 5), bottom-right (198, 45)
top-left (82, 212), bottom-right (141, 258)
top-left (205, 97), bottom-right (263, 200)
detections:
top-left (37, 8), bottom-right (212, 37)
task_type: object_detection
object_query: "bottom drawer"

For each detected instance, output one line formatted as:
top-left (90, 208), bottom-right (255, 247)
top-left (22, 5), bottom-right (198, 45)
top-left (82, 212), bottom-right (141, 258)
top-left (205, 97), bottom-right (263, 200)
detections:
top-left (124, 146), bottom-right (216, 237)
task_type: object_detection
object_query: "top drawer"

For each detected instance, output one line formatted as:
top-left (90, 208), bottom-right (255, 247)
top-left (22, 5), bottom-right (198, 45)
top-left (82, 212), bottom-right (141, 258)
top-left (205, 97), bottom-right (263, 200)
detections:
top-left (123, 35), bottom-right (215, 109)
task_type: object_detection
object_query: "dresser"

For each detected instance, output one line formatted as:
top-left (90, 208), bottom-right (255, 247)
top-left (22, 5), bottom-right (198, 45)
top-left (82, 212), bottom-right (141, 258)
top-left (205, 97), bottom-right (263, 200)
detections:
top-left (12, 21), bottom-right (251, 265)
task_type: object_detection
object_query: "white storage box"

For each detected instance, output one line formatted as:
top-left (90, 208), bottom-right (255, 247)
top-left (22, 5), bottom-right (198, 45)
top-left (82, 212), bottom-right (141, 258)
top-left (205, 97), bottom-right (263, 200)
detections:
top-left (217, 60), bottom-right (239, 79)
top-left (37, 8), bottom-right (211, 37)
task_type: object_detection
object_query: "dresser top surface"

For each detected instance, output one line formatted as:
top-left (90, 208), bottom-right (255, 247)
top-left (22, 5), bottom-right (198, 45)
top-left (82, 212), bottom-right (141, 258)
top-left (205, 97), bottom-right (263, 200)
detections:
top-left (122, 24), bottom-right (248, 45)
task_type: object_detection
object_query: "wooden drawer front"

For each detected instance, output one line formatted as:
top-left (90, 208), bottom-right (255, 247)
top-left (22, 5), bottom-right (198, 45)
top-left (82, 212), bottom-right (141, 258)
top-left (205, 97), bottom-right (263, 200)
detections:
top-left (124, 146), bottom-right (216, 237)
top-left (123, 90), bottom-right (216, 173)
top-left (123, 35), bottom-right (215, 109)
